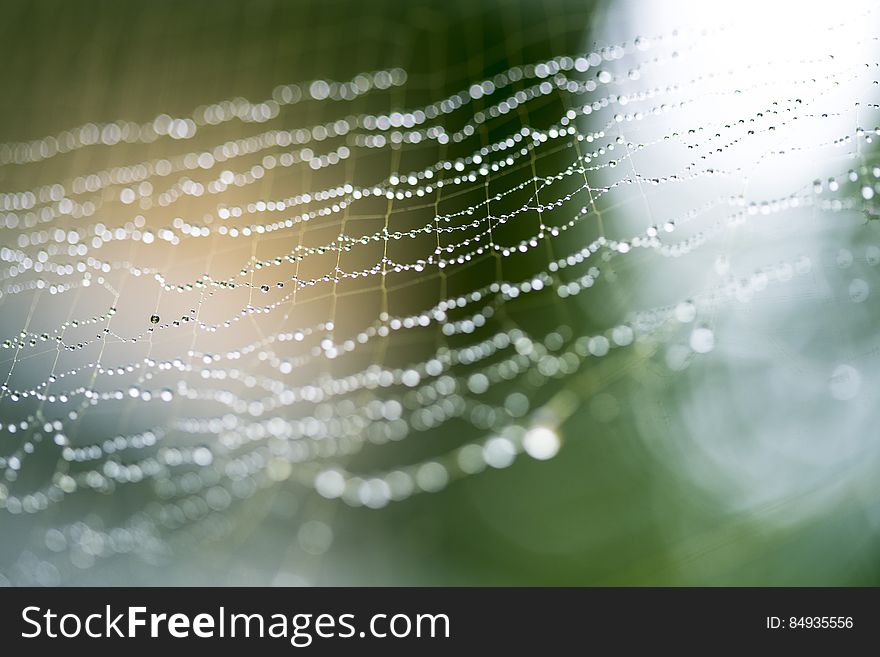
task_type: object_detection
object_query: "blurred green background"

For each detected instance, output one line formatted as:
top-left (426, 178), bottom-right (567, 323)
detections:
top-left (1, 0), bottom-right (879, 587)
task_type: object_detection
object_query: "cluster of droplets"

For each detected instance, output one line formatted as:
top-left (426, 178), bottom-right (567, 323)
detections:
top-left (2, 15), bottom-right (880, 585)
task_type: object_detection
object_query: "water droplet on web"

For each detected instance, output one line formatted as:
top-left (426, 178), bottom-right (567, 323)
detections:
top-left (689, 327), bottom-right (715, 354)
top-left (674, 301), bottom-right (696, 323)
top-left (523, 427), bottom-right (560, 460)
top-left (848, 278), bottom-right (869, 303)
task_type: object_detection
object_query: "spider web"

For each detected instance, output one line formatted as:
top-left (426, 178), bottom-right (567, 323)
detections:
top-left (1, 0), bottom-right (879, 585)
